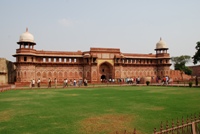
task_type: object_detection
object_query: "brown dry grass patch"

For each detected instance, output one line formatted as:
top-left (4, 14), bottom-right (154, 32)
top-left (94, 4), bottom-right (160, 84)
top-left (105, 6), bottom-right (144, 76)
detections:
top-left (0, 97), bottom-right (31, 102)
top-left (64, 94), bottom-right (79, 96)
top-left (38, 115), bottom-right (54, 119)
top-left (0, 109), bottom-right (14, 122)
top-left (79, 114), bottom-right (136, 134)
top-left (145, 106), bottom-right (165, 111)
top-left (0, 109), bottom-right (31, 122)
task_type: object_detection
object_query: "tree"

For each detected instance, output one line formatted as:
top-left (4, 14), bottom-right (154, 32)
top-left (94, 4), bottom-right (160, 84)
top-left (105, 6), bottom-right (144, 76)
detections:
top-left (192, 41), bottom-right (200, 64)
top-left (171, 55), bottom-right (192, 75)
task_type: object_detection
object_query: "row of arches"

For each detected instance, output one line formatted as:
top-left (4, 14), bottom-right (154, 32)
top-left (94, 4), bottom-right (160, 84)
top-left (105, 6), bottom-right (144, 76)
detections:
top-left (119, 70), bottom-right (169, 77)
top-left (17, 70), bottom-right (91, 82)
top-left (16, 61), bottom-right (170, 82)
top-left (98, 61), bottom-right (170, 78)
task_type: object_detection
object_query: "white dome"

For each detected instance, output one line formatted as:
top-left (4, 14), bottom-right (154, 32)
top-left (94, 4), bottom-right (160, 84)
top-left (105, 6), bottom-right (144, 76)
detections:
top-left (19, 28), bottom-right (35, 43)
top-left (156, 38), bottom-right (168, 49)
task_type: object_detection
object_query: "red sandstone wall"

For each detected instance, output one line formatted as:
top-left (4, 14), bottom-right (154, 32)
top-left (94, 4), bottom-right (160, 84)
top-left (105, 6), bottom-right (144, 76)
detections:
top-left (169, 70), bottom-right (191, 81)
top-left (188, 65), bottom-right (200, 77)
top-left (121, 66), bottom-right (157, 78)
top-left (83, 65), bottom-right (91, 82)
top-left (17, 65), bottom-right (87, 83)
top-left (91, 65), bottom-right (98, 82)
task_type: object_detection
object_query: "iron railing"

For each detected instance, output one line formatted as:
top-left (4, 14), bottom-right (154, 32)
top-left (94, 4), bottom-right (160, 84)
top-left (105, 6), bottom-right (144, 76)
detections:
top-left (154, 114), bottom-right (200, 134)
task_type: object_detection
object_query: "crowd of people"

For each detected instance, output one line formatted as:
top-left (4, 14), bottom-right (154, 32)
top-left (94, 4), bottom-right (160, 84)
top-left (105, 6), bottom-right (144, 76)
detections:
top-left (29, 78), bottom-right (88, 88)
top-left (100, 77), bottom-right (141, 84)
top-left (29, 75), bottom-right (172, 88)
top-left (100, 76), bottom-right (172, 85)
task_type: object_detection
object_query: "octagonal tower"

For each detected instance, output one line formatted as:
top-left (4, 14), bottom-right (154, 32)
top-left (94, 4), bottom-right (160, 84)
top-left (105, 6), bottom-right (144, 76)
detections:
top-left (13, 28), bottom-right (37, 83)
top-left (155, 38), bottom-right (171, 78)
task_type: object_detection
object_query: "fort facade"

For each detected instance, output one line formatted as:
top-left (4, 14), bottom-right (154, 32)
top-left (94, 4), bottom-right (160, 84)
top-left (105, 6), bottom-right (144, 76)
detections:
top-left (13, 28), bottom-right (172, 85)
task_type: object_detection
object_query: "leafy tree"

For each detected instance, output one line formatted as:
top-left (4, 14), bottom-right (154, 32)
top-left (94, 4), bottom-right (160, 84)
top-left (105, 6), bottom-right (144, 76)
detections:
top-left (171, 55), bottom-right (192, 75)
top-left (182, 66), bottom-right (192, 75)
top-left (193, 41), bottom-right (200, 64)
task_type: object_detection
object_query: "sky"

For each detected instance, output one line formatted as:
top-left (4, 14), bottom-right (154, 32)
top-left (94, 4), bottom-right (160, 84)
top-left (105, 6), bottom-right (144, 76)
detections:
top-left (0, 0), bottom-right (200, 66)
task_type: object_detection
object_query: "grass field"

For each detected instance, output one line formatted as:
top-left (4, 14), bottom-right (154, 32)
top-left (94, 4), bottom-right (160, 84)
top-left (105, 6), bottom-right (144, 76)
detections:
top-left (0, 86), bottom-right (200, 134)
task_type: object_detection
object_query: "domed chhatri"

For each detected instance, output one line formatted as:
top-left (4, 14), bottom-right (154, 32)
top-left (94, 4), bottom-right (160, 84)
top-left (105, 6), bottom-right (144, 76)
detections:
top-left (155, 37), bottom-right (168, 50)
top-left (18, 28), bottom-right (35, 44)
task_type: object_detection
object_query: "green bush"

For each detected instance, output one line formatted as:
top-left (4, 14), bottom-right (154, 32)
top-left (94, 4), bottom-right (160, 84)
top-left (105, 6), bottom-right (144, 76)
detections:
top-left (189, 82), bottom-right (193, 87)
top-left (146, 81), bottom-right (150, 86)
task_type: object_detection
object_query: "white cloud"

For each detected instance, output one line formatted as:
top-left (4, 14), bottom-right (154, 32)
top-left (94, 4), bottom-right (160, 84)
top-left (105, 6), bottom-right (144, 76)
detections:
top-left (58, 18), bottom-right (75, 27)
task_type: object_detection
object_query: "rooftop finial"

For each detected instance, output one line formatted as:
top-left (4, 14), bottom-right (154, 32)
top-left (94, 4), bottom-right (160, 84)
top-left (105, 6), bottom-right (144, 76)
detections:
top-left (160, 37), bottom-right (162, 40)
top-left (26, 27), bottom-right (28, 32)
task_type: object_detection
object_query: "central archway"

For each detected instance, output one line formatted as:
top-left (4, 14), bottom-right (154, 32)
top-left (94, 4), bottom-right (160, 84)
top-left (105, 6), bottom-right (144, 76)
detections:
top-left (101, 75), bottom-right (106, 80)
top-left (99, 62), bottom-right (113, 82)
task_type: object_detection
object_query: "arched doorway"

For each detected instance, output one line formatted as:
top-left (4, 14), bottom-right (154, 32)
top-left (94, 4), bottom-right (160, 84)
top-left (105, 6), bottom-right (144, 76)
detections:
top-left (101, 75), bottom-right (106, 80)
top-left (99, 62), bottom-right (113, 82)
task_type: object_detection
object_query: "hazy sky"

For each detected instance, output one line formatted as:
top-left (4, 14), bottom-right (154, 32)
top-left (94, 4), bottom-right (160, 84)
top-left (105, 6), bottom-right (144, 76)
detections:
top-left (0, 0), bottom-right (200, 66)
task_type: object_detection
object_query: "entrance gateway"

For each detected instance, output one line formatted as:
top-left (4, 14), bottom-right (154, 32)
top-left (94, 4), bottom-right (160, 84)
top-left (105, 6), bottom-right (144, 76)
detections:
top-left (101, 75), bottom-right (106, 81)
top-left (99, 62), bottom-right (113, 81)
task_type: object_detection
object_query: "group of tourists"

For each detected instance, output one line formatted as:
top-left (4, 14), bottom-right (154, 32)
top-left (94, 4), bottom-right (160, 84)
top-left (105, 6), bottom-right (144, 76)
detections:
top-left (161, 76), bottom-right (170, 85)
top-left (29, 78), bottom-right (41, 88)
top-left (62, 78), bottom-right (88, 87)
top-left (100, 77), bottom-right (141, 84)
top-left (30, 78), bottom-right (88, 88)
top-left (125, 77), bottom-right (141, 84)
top-left (101, 78), bottom-right (119, 83)
top-left (99, 76), bottom-right (170, 85)
top-left (29, 79), bottom-right (35, 88)
top-left (29, 78), bottom-right (49, 88)
top-left (63, 78), bottom-right (68, 88)
top-left (28, 75), bottom-right (173, 88)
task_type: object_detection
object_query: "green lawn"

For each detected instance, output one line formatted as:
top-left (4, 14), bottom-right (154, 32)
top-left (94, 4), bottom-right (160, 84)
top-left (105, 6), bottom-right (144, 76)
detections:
top-left (0, 86), bottom-right (200, 134)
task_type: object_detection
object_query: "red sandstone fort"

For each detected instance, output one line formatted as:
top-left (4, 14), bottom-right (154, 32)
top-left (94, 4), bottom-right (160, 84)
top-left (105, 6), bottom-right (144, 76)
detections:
top-left (7, 28), bottom-right (190, 86)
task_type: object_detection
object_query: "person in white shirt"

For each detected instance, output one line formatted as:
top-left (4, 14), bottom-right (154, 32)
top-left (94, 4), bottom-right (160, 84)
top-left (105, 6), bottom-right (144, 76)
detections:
top-left (112, 79), bottom-right (115, 83)
top-left (84, 79), bottom-right (88, 86)
top-left (37, 78), bottom-right (40, 88)
top-left (32, 79), bottom-right (35, 87)
top-left (65, 79), bottom-right (68, 87)
top-left (73, 79), bottom-right (76, 86)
